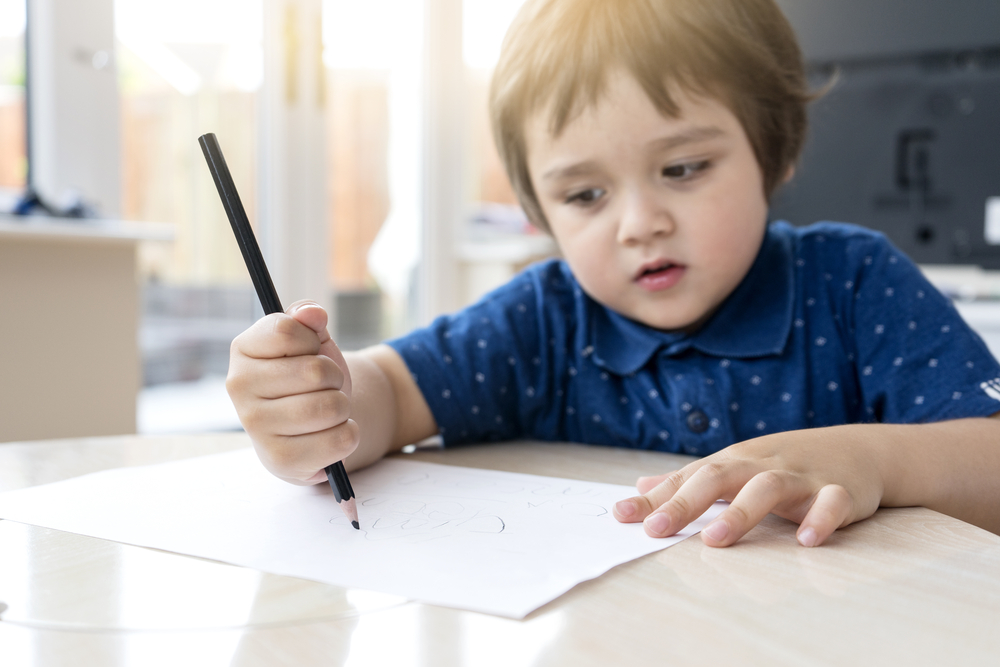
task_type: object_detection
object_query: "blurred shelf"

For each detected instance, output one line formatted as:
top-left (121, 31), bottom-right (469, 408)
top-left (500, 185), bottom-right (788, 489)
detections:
top-left (455, 233), bottom-right (557, 263)
top-left (921, 264), bottom-right (1000, 302)
top-left (455, 233), bottom-right (558, 307)
top-left (0, 214), bottom-right (174, 245)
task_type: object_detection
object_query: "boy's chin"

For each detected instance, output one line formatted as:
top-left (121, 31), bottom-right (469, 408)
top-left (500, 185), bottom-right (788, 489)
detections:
top-left (629, 308), bottom-right (712, 334)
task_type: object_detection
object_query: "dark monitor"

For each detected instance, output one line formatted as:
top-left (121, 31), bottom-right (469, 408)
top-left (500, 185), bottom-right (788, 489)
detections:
top-left (770, 0), bottom-right (1000, 267)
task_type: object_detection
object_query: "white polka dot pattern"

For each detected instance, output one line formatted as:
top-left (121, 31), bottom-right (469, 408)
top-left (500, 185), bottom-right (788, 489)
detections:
top-left (386, 223), bottom-right (1000, 453)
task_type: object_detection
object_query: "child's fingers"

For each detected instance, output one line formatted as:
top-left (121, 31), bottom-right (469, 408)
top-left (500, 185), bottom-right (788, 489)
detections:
top-left (635, 472), bottom-right (673, 495)
top-left (234, 312), bottom-right (323, 359)
top-left (229, 354), bottom-right (346, 400)
top-left (241, 389), bottom-right (351, 437)
top-left (614, 467), bottom-right (691, 523)
top-left (699, 470), bottom-right (801, 547)
top-left (796, 484), bottom-right (853, 547)
top-left (640, 461), bottom-right (754, 538)
top-left (286, 301), bottom-right (330, 340)
top-left (615, 458), bottom-right (714, 522)
top-left (252, 420), bottom-right (361, 485)
top-left (287, 301), bottom-right (353, 398)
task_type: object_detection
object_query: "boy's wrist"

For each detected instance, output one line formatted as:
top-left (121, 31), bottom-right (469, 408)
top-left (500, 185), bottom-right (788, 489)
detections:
top-left (868, 424), bottom-right (911, 508)
top-left (877, 417), bottom-right (1000, 531)
top-left (873, 421), bottom-right (961, 511)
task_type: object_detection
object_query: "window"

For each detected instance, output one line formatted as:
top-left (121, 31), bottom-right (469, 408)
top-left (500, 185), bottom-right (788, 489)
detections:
top-left (463, 0), bottom-right (524, 209)
top-left (323, 0), bottom-right (553, 348)
top-left (116, 0), bottom-right (262, 417)
top-left (459, 0), bottom-right (557, 308)
top-left (323, 0), bottom-right (423, 348)
top-left (117, 0), bottom-right (261, 287)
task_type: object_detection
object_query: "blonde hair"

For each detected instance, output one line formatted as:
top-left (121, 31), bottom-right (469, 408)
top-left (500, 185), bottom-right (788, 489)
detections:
top-left (490, 0), bottom-right (812, 232)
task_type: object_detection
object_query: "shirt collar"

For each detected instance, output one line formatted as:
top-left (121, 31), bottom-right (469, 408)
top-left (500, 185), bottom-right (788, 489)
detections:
top-left (586, 223), bottom-right (796, 375)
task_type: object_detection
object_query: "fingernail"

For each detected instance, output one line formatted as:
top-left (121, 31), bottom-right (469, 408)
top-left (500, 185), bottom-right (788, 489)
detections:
top-left (291, 302), bottom-right (321, 313)
top-left (615, 500), bottom-right (636, 518)
top-left (798, 526), bottom-right (818, 547)
top-left (703, 520), bottom-right (729, 542)
top-left (646, 513), bottom-right (670, 535)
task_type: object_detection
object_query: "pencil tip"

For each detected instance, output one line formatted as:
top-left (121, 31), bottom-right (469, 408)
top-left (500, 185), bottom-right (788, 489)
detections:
top-left (341, 497), bottom-right (359, 529)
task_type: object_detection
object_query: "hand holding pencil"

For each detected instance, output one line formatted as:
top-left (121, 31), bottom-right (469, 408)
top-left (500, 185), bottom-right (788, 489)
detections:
top-left (199, 133), bottom-right (360, 529)
top-left (228, 300), bottom-right (358, 486)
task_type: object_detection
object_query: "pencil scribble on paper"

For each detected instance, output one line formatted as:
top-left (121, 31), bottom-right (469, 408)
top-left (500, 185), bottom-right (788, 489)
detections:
top-left (329, 469), bottom-right (615, 541)
top-left (332, 496), bottom-right (506, 542)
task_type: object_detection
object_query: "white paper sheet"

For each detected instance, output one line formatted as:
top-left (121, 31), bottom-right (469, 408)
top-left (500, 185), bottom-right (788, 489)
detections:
top-left (0, 449), bottom-right (724, 618)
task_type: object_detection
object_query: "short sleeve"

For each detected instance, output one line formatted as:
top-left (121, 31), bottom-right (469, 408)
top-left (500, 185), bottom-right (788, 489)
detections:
top-left (847, 233), bottom-right (1000, 423)
top-left (385, 260), bottom-right (574, 445)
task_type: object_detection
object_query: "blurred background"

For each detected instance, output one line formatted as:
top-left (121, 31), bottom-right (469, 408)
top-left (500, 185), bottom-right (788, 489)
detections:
top-left (0, 0), bottom-right (556, 438)
top-left (0, 0), bottom-right (997, 440)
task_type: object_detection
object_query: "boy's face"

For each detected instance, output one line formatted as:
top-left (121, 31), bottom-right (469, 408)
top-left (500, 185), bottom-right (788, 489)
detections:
top-left (525, 72), bottom-right (769, 332)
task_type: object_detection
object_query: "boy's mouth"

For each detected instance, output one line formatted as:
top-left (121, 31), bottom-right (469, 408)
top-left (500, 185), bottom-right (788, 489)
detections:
top-left (635, 260), bottom-right (685, 291)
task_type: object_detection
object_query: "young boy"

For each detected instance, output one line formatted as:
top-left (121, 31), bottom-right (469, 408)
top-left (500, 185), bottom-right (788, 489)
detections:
top-left (227, 0), bottom-right (1000, 549)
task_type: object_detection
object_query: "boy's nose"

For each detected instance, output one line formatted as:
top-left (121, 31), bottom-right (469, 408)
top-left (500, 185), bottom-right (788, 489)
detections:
top-left (616, 187), bottom-right (675, 245)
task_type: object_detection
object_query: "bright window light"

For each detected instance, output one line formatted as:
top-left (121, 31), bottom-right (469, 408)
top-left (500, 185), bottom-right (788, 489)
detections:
top-left (463, 0), bottom-right (525, 69)
top-left (115, 0), bottom-right (262, 44)
top-left (323, 0), bottom-right (422, 70)
top-left (0, 0), bottom-right (25, 38)
top-left (114, 0), bottom-right (263, 93)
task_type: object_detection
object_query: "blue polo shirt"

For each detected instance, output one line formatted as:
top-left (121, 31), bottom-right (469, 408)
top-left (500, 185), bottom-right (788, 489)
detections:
top-left (387, 222), bottom-right (1000, 455)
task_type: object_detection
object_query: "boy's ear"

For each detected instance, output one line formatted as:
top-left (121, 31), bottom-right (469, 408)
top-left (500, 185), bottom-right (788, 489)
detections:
top-left (782, 164), bottom-right (796, 184)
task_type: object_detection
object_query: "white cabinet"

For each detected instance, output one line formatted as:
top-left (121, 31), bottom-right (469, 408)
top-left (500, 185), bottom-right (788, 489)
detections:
top-left (0, 217), bottom-right (171, 442)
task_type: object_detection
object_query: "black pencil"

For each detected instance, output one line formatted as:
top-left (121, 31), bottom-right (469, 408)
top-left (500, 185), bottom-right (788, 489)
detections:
top-left (198, 132), bottom-right (359, 530)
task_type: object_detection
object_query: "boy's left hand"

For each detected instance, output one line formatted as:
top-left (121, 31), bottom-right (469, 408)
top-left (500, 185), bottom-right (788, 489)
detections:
top-left (612, 428), bottom-right (886, 547)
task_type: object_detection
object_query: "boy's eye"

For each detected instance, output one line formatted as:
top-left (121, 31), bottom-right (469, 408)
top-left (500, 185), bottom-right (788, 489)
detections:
top-left (565, 188), bottom-right (605, 206)
top-left (662, 161), bottom-right (710, 180)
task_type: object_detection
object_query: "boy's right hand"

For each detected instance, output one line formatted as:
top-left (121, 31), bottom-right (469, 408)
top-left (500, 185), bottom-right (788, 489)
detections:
top-left (226, 301), bottom-right (358, 486)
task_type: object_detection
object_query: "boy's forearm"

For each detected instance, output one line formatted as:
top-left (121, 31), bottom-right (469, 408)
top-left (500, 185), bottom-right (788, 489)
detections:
top-left (340, 345), bottom-right (438, 472)
top-left (874, 415), bottom-right (1000, 534)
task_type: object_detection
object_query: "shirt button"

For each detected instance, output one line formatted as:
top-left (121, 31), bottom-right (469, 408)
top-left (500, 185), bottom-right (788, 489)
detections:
top-left (686, 410), bottom-right (709, 434)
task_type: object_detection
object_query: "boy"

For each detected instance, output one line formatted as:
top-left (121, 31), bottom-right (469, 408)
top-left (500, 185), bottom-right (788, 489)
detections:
top-left (227, 0), bottom-right (1000, 549)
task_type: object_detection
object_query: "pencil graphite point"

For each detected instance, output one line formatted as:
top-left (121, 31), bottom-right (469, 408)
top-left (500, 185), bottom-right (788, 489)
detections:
top-left (342, 497), bottom-right (359, 529)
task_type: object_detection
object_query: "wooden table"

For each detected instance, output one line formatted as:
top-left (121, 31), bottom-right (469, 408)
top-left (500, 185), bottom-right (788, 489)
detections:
top-left (1, 433), bottom-right (998, 666)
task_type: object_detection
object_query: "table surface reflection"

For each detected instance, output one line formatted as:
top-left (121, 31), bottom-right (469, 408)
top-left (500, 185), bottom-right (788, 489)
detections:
top-left (1, 433), bottom-right (999, 666)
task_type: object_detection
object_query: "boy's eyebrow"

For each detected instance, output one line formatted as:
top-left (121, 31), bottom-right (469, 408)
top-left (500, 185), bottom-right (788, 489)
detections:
top-left (540, 126), bottom-right (727, 182)
top-left (541, 161), bottom-right (602, 182)
top-left (650, 125), bottom-right (726, 152)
